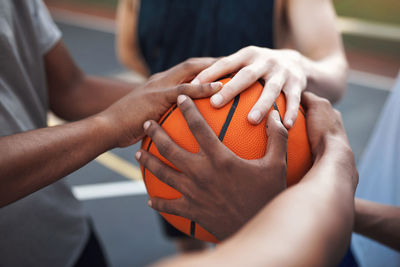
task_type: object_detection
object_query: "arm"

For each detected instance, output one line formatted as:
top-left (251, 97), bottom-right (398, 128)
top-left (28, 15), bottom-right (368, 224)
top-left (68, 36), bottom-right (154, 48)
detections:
top-left (116, 0), bottom-right (149, 77)
top-left (354, 198), bottom-right (400, 251)
top-left (46, 41), bottom-right (139, 121)
top-left (285, 0), bottom-right (348, 102)
top-left (192, 0), bottom-right (347, 128)
top-left (0, 57), bottom-right (220, 208)
top-left (150, 92), bottom-right (358, 267)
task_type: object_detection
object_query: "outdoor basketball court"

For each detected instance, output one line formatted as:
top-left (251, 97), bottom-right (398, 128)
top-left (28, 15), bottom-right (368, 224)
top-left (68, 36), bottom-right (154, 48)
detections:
top-left (49, 10), bottom-right (397, 267)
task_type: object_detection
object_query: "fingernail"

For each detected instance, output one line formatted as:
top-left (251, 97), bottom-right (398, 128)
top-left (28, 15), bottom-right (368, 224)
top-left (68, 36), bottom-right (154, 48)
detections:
top-left (211, 94), bottom-right (223, 106)
top-left (147, 200), bottom-right (152, 207)
top-left (271, 110), bottom-right (281, 121)
top-left (191, 79), bottom-right (200, 85)
top-left (143, 121), bottom-right (151, 130)
top-left (211, 82), bottom-right (222, 90)
top-left (249, 110), bottom-right (262, 123)
top-left (177, 95), bottom-right (187, 104)
top-left (135, 151), bottom-right (142, 160)
top-left (285, 119), bottom-right (293, 128)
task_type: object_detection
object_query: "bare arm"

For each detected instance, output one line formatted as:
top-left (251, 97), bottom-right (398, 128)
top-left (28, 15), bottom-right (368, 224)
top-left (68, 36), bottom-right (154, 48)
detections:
top-left (154, 92), bottom-right (358, 267)
top-left (116, 0), bottom-right (149, 77)
top-left (354, 198), bottom-right (400, 251)
top-left (285, 0), bottom-right (348, 102)
top-left (0, 56), bottom-right (219, 208)
top-left (46, 41), bottom-right (139, 121)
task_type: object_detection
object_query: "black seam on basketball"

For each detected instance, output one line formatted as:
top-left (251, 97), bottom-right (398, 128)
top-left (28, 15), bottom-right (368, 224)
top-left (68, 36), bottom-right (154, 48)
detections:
top-left (143, 105), bottom-right (178, 179)
top-left (299, 106), bottom-right (306, 117)
top-left (192, 92), bottom-right (241, 238)
top-left (272, 102), bottom-right (283, 122)
top-left (218, 95), bottom-right (240, 141)
top-left (190, 221), bottom-right (196, 237)
top-left (257, 79), bottom-right (305, 118)
top-left (272, 103), bottom-right (288, 170)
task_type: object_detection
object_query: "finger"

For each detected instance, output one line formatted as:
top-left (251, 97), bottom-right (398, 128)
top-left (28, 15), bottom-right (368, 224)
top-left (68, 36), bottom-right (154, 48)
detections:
top-left (210, 62), bottom-right (270, 108)
top-left (282, 82), bottom-right (302, 129)
top-left (263, 110), bottom-right (288, 164)
top-left (143, 120), bottom-right (193, 171)
top-left (165, 82), bottom-right (223, 103)
top-left (177, 95), bottom-right (224, 155)
top-left (149, 197), bottom-right (192, 219)
top-left (168, 57), bottom-right (218, 83)
top-left (191, 50), bottom-right (248, 85)
top-left (300, 91), bottom-right (323, 109)
top-left (136, 150), bottom-right (189, 193)
top-left (248, 72), bottom-right (286, 124)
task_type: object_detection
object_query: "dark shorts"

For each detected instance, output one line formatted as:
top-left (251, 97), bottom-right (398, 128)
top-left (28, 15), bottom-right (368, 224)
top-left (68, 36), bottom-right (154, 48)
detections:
top-left (74, 226), bottom-right (109, 267)
top-left (159, 214), bottom-right (189, 239)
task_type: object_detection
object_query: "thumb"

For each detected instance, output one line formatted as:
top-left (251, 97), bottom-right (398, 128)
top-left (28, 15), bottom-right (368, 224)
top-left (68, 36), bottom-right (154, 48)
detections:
top-left (300, 91), bottom-right (321, 111)
top-left (263, 110), bottom-right (288, 164)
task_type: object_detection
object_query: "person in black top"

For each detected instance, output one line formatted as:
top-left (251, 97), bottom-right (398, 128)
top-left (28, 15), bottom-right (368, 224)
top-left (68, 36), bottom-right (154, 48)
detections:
top-left (116, 0), bottom-right (348, 255)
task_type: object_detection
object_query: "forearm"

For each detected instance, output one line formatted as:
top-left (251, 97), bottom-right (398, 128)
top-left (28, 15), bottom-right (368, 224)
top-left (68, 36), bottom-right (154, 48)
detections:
top-left (51, 74), bottom-right (139, 121)
top-left (354, 198), bottom-right (400, 251)
top-left (116, 0), bottom-right (149, 77)
top-left (302, 52), bottom-right (348, 103)
top-left (286, 0), bottom-right (348, 103)
top-left (170, 149), bottom-right (356, 267)
top-left (0, 114), bottom-right (116, 207)
top-left (216, 156), bottom-right (354, 266)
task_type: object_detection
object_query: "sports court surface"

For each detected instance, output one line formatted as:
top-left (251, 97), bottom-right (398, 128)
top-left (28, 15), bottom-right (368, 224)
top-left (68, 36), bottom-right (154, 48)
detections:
top-left (50, 10), bottom-right (397, 267)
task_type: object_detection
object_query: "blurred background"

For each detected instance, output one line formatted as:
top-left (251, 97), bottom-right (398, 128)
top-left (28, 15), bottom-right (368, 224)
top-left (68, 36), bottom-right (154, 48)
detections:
top-left (43, 0), bottom-right (399, 266)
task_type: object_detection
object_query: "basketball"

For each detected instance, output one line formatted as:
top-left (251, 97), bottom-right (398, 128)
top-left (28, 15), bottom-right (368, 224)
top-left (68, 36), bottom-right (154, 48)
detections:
top-left (140, 77), bottom-right (313, 243)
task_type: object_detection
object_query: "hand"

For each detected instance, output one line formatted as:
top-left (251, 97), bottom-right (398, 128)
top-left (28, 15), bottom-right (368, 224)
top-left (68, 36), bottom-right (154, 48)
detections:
top-left (136, 95), bottom-right (289, 240)
top-left (301, 92), bottom-right (349, 159)
top-left (100, 58), bottom-right (222, 147)
top-left (191, 46), bottom-right (308, 128)
top-left (301, 92), bottom-right (358, 187)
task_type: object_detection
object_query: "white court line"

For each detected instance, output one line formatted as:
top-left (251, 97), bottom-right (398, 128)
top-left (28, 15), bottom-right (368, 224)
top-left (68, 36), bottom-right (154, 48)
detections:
top-left (50, 8), bottom-right (115, 33)
top-left (338, 17), bottom-right (400, 42)
top-left (348, 70), bottom-right (396, 91)
top-left (72, 181), bottom-right (146, 201)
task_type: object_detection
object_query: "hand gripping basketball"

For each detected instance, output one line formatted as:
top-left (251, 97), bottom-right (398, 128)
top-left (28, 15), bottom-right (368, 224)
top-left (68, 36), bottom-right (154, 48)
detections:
top-left (137, 96), bottom-right (289, 241)
top-left (138, 77), bottom-right (312, 242)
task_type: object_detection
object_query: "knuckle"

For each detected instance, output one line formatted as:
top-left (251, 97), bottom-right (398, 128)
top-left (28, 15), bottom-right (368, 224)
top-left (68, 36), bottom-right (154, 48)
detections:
top-left (240, 67), bottom-right (257, 80)
top-left (217, 57), bottom-right (232, 67)
top-left (181, 58), bottom-right (197, 69)
top-left (156, 140), bottom-right (173, 156)
top-left (275, 124), bottom-right (289, 140)
top-left (189, 117), bottom-right (204, 132)
top-left (176, 84), bottom-right (189, 95)
top-left (244, 45), bottom-right (257, 53)
top-left (267, 81), bottom-right (282, 92)
top-left (289, 92), bottom-right (301, 104)
top-left (267, 57), bottom-right (278, 65)
top-left (319, 97), bottom-right (331, 108)
top-left (334, 109), bottom-right (342, 118)
top-left (272, 158), bottom-right (287, 171)
top-left (217, 154), bottom-right (234, 169)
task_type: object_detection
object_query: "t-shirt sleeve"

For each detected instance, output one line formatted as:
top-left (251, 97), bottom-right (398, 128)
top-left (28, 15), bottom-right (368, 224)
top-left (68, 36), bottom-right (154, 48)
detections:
top-left (31, 0), bottom-right (62, 55)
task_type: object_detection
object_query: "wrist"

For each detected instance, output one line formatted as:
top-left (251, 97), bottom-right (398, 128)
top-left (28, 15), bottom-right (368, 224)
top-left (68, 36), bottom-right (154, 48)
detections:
top-left (89, 112), bottom-right (121, 150)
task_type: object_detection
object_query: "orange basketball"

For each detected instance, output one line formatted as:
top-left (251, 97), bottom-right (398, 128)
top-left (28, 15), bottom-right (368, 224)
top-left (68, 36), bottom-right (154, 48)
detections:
top-left (140, 77), bottom-right (312, 243)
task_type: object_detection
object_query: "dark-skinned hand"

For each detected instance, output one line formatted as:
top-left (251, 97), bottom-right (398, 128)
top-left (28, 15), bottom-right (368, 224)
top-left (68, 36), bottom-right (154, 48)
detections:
top-left (101, 57), bottom-right (221, 147)
top-left (136, 95), bottom-right (289, 241)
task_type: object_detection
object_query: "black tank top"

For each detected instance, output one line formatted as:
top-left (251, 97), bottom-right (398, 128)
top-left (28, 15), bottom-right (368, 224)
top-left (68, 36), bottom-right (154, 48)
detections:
top-left (138, 0), bottom-right (275, 74)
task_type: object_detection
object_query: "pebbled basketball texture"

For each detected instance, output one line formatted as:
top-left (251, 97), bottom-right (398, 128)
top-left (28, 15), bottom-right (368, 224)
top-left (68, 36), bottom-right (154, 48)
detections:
top-left (140, 77), bottom-right (313, 243)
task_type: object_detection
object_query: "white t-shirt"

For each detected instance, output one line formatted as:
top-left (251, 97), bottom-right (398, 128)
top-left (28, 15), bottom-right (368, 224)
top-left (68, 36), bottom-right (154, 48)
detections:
top-left (0, 1), bottom-right (89, 266)
top-left (352, 73), bottom-right (400, 266)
